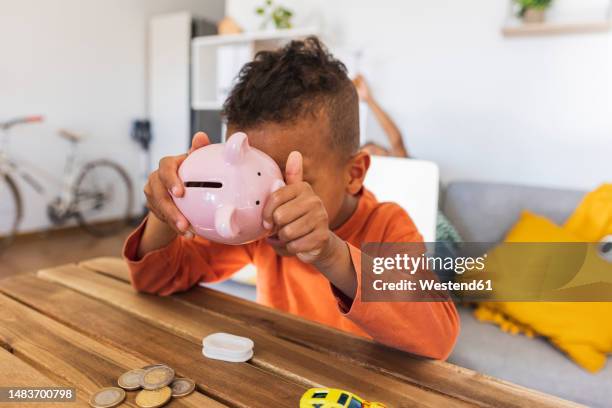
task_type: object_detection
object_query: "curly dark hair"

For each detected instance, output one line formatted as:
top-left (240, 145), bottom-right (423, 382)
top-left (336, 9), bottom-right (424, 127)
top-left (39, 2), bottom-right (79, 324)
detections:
top-left (222, 36), bottom-right (359, 157)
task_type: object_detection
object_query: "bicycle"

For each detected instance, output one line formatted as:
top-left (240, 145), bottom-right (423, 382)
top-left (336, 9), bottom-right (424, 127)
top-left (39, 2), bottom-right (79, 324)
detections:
top-left (0, 116), bottom-right (134, 249)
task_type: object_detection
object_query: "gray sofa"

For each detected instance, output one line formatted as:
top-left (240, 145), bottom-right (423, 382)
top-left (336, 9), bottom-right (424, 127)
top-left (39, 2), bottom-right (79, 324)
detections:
top-left (209, 181), bottom-right (611, 407)
top-left (443, 181), bottom-right (611, 408)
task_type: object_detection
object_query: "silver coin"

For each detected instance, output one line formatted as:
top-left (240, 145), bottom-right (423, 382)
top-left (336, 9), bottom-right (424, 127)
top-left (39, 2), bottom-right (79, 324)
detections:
top-left (140, 365), bottom-right (175, 390)
top-left (89, 387), bottom-right (126, 408)
top-left (170, 378), bottom-right (196, 398)
top-left (118, 368), bottom-right (144, 390)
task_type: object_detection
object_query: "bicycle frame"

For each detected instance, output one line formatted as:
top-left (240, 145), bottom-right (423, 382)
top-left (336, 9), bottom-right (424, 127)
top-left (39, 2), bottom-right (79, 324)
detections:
top-left (0, 116), bottom-right (134, 240)
top-left (0, 126), bottom-right (82, 217)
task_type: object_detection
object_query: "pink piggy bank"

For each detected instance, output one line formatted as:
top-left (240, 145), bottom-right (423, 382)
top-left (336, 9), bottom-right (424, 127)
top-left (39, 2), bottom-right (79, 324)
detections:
top-left (173, 132), bottom-right (285, 245)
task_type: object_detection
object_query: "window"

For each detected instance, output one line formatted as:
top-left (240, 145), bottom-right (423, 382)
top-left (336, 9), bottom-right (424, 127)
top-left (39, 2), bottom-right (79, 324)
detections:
top-left (347, 397), bottom-right (363, 408)
top-left (312, 392), bottom-right (328, 399)
top-left (337, 393), bottom-right (349, 405)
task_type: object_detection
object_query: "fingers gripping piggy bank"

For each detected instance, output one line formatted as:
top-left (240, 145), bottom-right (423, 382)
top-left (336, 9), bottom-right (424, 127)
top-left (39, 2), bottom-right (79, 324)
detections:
top-left (173, 132), bottom-right (285, 245)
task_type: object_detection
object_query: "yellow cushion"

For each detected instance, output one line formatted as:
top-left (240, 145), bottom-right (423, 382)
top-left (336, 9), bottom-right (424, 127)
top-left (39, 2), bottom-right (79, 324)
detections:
top-left (505, 211), bottom-right (580, 243)
top-left (473, 185), bottom-right (612, 373)
top-left (565, 184), bottom-right (612, 241)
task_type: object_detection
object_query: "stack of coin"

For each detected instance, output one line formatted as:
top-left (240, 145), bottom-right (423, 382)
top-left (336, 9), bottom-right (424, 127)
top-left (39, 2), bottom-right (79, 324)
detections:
top-left (89, 364), bottom-right (196, 408)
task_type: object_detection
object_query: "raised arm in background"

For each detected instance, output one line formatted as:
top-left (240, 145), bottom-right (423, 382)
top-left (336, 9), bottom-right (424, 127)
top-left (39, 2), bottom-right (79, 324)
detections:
top-left (353, 74), bottom-right (410, 158)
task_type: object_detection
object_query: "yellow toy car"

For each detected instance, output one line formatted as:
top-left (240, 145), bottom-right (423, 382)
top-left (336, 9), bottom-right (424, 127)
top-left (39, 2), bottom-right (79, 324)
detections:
top-left (299, 387), bottom-right (387, 408)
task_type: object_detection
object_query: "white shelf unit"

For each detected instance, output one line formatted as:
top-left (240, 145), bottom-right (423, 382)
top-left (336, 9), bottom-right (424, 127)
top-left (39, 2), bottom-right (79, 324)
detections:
top-left (191, 27), bottom-right (318, 114)
top-left (149, 12), bottom-right (193, 168)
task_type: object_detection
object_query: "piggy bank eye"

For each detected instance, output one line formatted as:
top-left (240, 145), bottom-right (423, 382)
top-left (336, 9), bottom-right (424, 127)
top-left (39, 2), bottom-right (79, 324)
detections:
top-left (257, 172), bottom-right (261, 176)
top-left (256, 200), bottom-right (260, 205)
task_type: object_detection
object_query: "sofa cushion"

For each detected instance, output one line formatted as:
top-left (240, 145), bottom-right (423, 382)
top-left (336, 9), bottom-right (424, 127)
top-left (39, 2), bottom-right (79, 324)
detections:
top-left (450, 306), bottom-right (612, 407)
top-left (442, 182), bottom-right (584, 247)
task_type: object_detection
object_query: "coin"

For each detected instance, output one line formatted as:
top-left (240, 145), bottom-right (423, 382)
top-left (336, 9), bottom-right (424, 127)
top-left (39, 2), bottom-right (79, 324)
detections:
top-left (118, 368), bottom-right (144, 390)
top-left (141, 363), bottom-right (166, 370)
top-left (135, 386), bottom-right (172, 408)
top-left (170, 378), bottom-right (196, 398)
top-left (140, 365), bottom-right (175, 390)
top-left (89, 387), bottom-right (126, 408)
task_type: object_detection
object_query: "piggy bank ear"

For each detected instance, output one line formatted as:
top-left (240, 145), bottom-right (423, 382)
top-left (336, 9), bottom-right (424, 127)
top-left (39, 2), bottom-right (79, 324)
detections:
top-left (215, 205), bottom-right (240, 239)
top-left (224, 132), bottom-right (250, 164)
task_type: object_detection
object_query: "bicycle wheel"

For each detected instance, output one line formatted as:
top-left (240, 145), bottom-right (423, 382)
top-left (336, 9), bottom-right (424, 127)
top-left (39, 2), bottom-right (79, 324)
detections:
top-left (73, 159), bottom-right (134, 237)
top-left (0, 174), bottom-right (22, 250)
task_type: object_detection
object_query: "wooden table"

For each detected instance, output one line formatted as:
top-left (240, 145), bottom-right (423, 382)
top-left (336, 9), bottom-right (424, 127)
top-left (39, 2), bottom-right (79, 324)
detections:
top-left (0, 257), bottom-right (580, 408)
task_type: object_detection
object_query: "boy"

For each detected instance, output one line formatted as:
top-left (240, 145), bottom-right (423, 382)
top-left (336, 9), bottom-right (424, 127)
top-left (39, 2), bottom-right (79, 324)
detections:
top-left (124, 37), bottom-right (459, 359)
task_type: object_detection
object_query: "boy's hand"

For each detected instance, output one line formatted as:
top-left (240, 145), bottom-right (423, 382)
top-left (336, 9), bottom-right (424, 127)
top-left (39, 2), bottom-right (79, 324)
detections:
top-left (263, 151), bottom-right (337, 264)
top-left (263, 151), bottom-right (357, 298)
top-left (144, 131), bottom-right (210, 237)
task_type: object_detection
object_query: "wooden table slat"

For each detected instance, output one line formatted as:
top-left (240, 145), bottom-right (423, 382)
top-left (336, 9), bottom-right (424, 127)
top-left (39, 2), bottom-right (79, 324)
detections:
top-left (0, 347), bottom-right (88, 408)
top-left (0, 275), bottom-right (301, 408)
top-left (38, 263), bottom-right (467, 408)
top-left (79, 257), bottom-right (581, 408)
top-left (0, 293), bottom-right (226, 408)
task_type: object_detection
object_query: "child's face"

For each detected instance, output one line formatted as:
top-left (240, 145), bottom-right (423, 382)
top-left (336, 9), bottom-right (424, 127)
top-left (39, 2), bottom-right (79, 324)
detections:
top-left (227, 114), bottom-right (355, 251)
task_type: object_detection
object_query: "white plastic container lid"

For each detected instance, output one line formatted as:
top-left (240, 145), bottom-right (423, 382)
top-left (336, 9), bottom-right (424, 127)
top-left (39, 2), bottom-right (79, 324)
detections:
top-left (202, 332), bottom-right (254, 363)
top-left (202, 346), bottom-right (253, 363)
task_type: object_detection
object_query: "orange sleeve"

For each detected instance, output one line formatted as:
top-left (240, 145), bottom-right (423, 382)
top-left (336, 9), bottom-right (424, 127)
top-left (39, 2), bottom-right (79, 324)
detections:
top-left (332, 207), bottom-right (460, 360)
top-left (123, 218), bottom-right (253, 296)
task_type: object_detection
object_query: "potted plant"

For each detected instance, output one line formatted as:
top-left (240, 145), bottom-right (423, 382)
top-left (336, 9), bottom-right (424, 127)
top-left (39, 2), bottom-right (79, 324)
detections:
top-left (514, 0), bottom-right (553, 24)
top-left (255, 0), bottom-right (293, 30)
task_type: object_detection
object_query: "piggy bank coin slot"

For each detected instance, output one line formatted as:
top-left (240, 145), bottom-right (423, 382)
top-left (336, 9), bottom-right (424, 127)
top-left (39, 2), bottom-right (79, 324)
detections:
top-left (185, 181), bottom-right (223, 188)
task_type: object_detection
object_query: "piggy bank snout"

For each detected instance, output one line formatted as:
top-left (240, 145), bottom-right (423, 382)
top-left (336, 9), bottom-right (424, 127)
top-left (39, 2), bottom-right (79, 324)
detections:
top-left (215, 205), bottom-right (240, 239)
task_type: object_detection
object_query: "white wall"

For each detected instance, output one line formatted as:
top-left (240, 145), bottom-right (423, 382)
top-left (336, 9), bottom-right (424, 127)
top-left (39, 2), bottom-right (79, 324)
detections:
top-left (226, 0), bottom-right (612, 191)
top-left (0, 0), bottom-right (224, 232)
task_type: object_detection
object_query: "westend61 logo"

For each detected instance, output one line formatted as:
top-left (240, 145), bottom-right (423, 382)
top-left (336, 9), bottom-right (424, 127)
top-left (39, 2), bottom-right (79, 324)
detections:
top-left (361, 242), bottom-right (612, 302)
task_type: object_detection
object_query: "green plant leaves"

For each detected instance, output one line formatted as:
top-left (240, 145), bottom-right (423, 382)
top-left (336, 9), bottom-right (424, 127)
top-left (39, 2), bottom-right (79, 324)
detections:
top-left (513, 0), bottom-right (552, 18)
top-left (255, 0), bottom-right (293, 29)
top-left (514, 0), bottom-right (553, 10)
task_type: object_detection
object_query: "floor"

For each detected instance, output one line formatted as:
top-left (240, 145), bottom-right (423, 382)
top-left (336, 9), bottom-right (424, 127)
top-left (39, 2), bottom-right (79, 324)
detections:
top-left (0, 225), bottom-right (257, 301)
top-left (0, 227), bottom-right (132, 278)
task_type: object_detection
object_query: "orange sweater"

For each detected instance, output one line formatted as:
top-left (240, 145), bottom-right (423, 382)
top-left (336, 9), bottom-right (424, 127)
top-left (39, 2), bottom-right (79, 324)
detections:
top-left (123, 189), bottom-right (459, 359)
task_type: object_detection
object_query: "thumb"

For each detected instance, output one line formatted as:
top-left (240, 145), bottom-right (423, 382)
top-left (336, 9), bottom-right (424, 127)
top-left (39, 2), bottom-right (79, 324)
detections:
top-left (189, 131), bottom-right (211, 153)
top-left (285, 151), bottom-right (303, 185)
